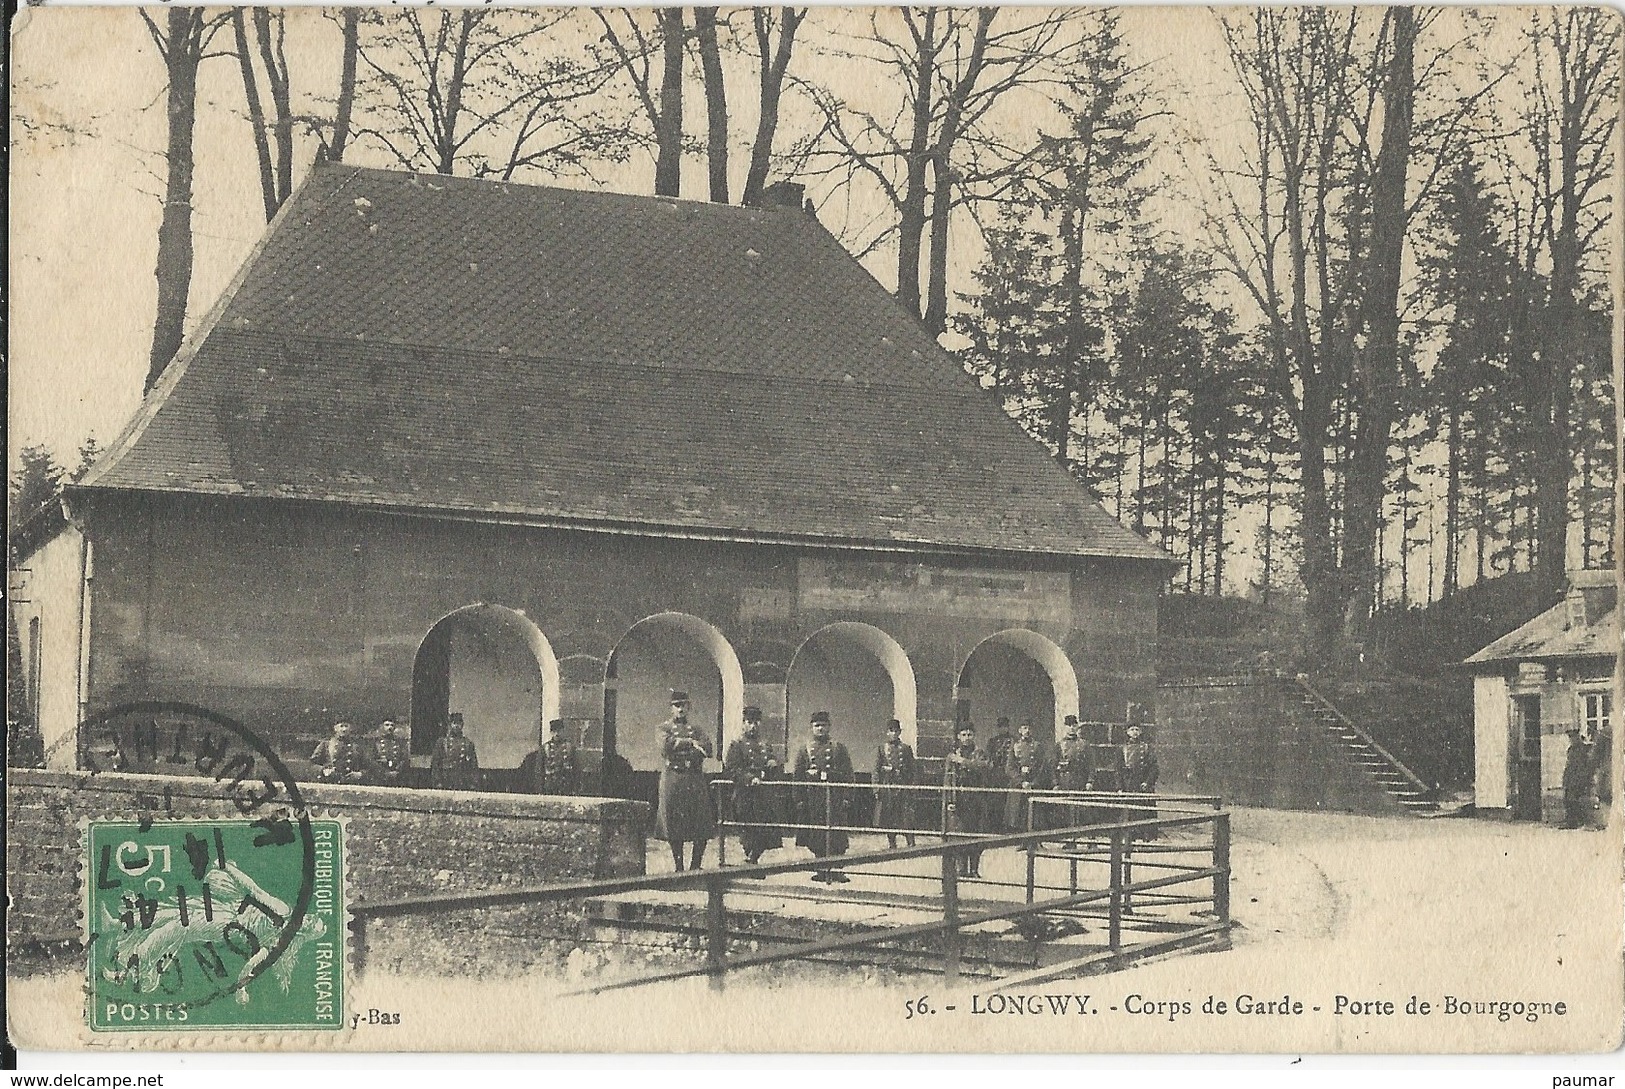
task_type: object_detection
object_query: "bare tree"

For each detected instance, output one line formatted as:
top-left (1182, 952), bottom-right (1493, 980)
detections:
top-left (596, 8), bottom-right (688, 196)
top-left (742, 8), bottom-right (808, 206)
top-left (141, 7), bottom-right (229, 392)
top-left (330, 8), bottom-right (360, 162)
top-left (1342, 6), bottom-right (1418, 629)
top-left (1520, 8), bottom-right (1620, 599)
top-left (693, 8), bottom-right (729, 202)
top-left (354, 9), bottom-right (627, 180)
top-left (232, 9), bottom-right (295, 220)
top-left (800, 8), bottom-right (1073, 333)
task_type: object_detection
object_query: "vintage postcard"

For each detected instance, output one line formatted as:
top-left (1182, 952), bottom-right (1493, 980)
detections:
top-left (7, 3), bottom-right (1622, 1056)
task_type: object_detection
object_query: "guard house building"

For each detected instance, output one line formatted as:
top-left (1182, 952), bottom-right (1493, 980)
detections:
top-left (1464, 569), bottom-right (1619, 822)
top-left (13, 164), bottom-right (1171, 793)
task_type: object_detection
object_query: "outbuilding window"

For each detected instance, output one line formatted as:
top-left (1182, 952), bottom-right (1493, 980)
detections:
top-left (1580, 689), bottom-right (1612, 743)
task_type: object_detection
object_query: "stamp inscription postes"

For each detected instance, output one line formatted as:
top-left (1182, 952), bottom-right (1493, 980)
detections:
top-left (87, 818), bottom-right (344, 1031)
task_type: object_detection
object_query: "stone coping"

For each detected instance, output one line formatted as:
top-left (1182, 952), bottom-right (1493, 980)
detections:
top-left (7, 767), bottom-right (649, 823)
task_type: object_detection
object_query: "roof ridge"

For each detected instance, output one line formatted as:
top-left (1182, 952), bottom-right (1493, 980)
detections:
top-left (316, 162), bottom-right (814, 219)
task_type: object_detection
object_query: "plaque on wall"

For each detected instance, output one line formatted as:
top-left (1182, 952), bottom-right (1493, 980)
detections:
top-left (798, 558), bottom-right (1070, 625)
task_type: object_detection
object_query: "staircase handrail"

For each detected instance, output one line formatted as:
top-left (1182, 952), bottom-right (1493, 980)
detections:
top-left (1292, 674), bottom-right (1433, 796)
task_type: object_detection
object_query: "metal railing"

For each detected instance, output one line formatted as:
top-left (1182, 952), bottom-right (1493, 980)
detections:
top-left (348, 790), bottom-right (1230, 994)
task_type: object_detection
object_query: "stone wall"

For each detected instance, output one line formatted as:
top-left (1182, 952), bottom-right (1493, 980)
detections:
top-left (6, 768), bottom-right (649, 972)
top-left (1156, 679), bottom-right (1406, 814)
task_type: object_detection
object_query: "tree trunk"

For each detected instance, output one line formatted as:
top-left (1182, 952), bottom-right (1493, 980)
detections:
top-left (654, 8), bottom-right (685, 197)
top-left (1299, 388), bottom-right (1343, 660)
top-left (895, 10), bottom-right (936, 319)
top-left (1213, 455), bottom-right (1227, 595)
top-left (1261, 449), bottom-right (1276, 604)
top-left (330, 8), bottom-right (360, 162)
top-left (1340, 5), bottom-right (1416, 638)
top-left (436, 13), bottom-right (475, 176)
top-left (923, 151), bottom-right (953, 334)
top-left (1444, 408), bottom-right (1461, 595)
top-left (252, 9), bottom-right (294, 206)
top-left (741, 9), bottom-right (804, 206)
top-left (146, 8), bottom-right (204, 393)
top-left (232, 10), bottom-right (277, 221)
top-left (922, 9), bottom-right (993, 334)
top-left (694, 8), bottom-right (729, 203)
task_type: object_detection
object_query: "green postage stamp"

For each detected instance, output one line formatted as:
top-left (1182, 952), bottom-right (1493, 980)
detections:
top-left (86, 818), bottom-right (344, 1032)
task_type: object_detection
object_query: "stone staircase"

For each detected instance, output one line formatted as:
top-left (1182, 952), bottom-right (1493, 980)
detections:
top-left (1289, 676), bottom-right (1437, 814)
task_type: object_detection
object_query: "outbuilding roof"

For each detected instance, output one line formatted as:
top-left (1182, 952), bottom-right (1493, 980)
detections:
top-left (80, 164), bottom-right (1168, 563)
top-left (1463, 575), bottom-right (1620, 669)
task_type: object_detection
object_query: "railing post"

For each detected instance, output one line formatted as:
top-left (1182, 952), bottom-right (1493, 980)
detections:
top-left (1213, 813), bottom-right (1231, 924)
top-left (1108, 829), bottom-right (1123, 952)
top-left (1024, 836), bottom-right (1037, 905)
top-left (941, 850), bottom-right (961, 986)
top-left (716, 781), bottom-right (728, 868)
top-left (350, 911), bottom-right (367, 981)
top-left (824, 781), bottom-right (833, 845)
top-left (706, 877), bottom-right (727, 992)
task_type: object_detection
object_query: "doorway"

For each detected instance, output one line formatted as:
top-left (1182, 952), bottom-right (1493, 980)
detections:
top-left (1512, 694), bottom-right (1542, 822)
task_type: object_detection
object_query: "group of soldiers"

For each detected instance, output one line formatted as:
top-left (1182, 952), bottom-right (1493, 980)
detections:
top-left (651, 691), bottom-right (1160, 883)
top-left (309, 696), bottom-right (1161, 885)
top-left (651, 691), bottom-right (866, 882)
top-left (309, 718), bottom-right (415, 786)
top-left (308, 712), bottom-right (582, 793)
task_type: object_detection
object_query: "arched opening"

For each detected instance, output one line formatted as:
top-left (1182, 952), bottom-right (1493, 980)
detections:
top-left (786, 622), bottom-right (917, 760)
top-left (410, 605), bottom-right (561, 778)
top-left (955, 629), bottom-right (1079, 744)
top-left (605, 612), bottom-right (743, 772)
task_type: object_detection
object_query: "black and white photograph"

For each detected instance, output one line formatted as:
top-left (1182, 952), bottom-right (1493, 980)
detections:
top-left (6, 2), bottom-right (1621, 1057)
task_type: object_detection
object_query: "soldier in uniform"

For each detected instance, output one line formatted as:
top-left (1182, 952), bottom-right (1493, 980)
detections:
top-left (1053, 716), bottom-right (1091, 790)
top-left (723, 706), bottom-right (783, 866)
top-left (1116, 722), bottom-right (1160, 834)
top-left (943, 723), bottom-right (994, 877)
top-left (655, 690), bottom-right (715, 871)
top-left (1560, 727), bottom-right (1597, 829)
top-left (1118, 722), bottom-right (1159, 792)
top-left (373, 718), bottom-right (410, 786)
top-left (1049, 715), bottom-right (1091, 830)
top-left (793, 711), bottom-right (854, 883)
top-left (311, 721), bottom-right (370, 784)
top-left (430, 714), bottom-right (480, 791)
top-left (540, 718), bottom-right (580, 796)
top-left (1003, 720), bottom-right (1052, 832)
top-left (872, 718), bottom-right (918, 848)
top-left (984, 717), bottom-right (1017, 830)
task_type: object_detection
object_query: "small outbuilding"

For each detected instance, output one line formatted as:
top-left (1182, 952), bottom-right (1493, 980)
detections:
top-left (1463, 569), bottom-right (1619, 822)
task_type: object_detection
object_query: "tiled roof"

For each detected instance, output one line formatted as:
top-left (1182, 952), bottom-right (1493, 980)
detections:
top-left (82, 164), bottom-right (1169, 562)
top-left (1464, 580), bottom-right (1620, 668)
